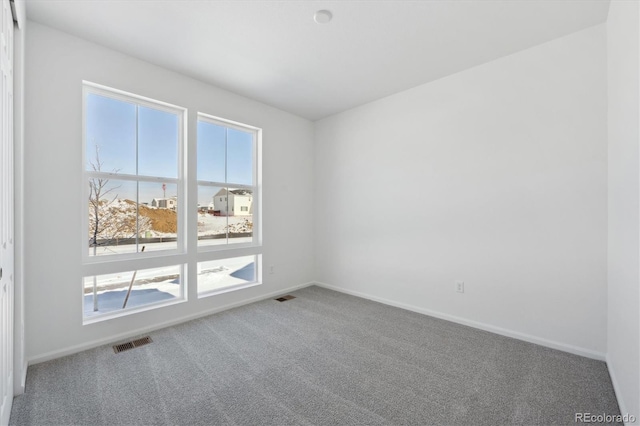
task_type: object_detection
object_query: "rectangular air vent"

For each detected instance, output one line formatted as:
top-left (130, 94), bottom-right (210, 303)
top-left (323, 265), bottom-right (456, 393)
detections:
top-left (275, 295), bottom-right (296, 302)
top-left (113, 336), bottom-right (153, 354)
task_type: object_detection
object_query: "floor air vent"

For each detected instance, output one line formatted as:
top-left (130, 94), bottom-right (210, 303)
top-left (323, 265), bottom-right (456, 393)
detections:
top-left (113, 336), bottom-right (153, 354)
top-left (275, 295), bottom-right (296, 302)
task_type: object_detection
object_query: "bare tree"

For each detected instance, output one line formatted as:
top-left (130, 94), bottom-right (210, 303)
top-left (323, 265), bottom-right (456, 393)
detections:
top-left (88, 146), bottom-right (118, 254)
top-left (88, 146), bottom-right (151, 253)
top-left (87, 146), bottom-right (151, 311)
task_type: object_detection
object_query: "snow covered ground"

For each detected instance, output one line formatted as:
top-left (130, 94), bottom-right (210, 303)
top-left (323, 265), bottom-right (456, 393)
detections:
top-left (84, 256), bottom-right (256, 317)
top-left (89, 214), bottom-right (253, 255)
top-left (85, 209), bottom-right (256, 317)
top-left (197, 214), bottom-right (252, 236)
top-left (197, 256), bottom-right (255, 294)
top-left (89, 240), bottom-right (178, 256)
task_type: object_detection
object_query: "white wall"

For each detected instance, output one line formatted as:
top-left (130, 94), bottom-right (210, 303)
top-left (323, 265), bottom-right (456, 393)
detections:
top-left (315, 25), bottom-right (608, 358)
top-left (607, 0), bottom-right (640, 420)
top-left (24, 22), bottom-right (315, 361)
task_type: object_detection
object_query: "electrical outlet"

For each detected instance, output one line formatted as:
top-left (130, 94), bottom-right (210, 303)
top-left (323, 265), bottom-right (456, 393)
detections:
top-left (455, 281), bottom-right (464, 293)
top-left (269, 265), bottom-right (275, 274)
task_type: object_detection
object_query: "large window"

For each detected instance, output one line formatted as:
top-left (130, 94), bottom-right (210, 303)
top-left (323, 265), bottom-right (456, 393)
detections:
top-left (81, 83), bottom-right (262, 322)
top-left (196, 113), bottom-right (261, 296)
top-left (82, 82), bottom-right (186, 322)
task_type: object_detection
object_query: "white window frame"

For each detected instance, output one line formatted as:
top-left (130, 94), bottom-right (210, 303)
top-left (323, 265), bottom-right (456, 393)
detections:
top-left (81, 81), bottom-right (188, 323)
top-left (80, 84), bottom-right (264, 321)
top-left (196, 112), bottom-right (262, 297)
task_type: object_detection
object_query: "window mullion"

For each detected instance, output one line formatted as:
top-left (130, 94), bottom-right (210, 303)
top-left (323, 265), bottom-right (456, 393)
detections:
top-left (85, 172), bottom-right (180, 184)
top-left (225, 127), bottom-right (229, 245)
top-left (135, 105), bottom-right (139, 253)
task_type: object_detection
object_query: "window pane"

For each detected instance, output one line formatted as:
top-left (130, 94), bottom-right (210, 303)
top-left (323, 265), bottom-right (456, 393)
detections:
top-left (85, 93), bottom-right (136, 175)
top-left (138, 106), bottom-right (179, 179)
top-left (88, 179), bottom-right (179, 256)
top-left (197, 186), bottom-right (253, 247)
top-left (197, 185), bottom-right (227, 247)
top-left (197, 121), bottom-right (225, 183)
top-left (84, 265), bottom-right (181, 318)
top-left (227, 128), bottom-right (253, 185)
top-left (197, 256), bottom-right (256, 295)
top-left (88, 179), bottom-right (139, 256)
top-left (139, 181), bottom-right (178, 253)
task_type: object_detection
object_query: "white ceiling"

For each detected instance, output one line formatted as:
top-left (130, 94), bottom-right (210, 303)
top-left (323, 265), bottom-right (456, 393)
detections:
top-left (26, 0), bottom-right (610, 121)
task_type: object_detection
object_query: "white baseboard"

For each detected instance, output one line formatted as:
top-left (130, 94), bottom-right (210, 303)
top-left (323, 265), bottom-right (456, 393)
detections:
top-left (1, 396), bottom-right (12, 426)
top-left (606, 355), bottom-right (636, 425)
top-left (314, 281), bottom-right (606, 361)
top-left (27, 281), bottom-right (315, 365)
top-left (15, 363), bottom-right (27, 396)
top-left (27, 280), bottom-right (607, 366)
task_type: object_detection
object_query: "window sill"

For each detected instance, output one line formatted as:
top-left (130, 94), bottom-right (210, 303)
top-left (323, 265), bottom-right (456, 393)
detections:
top-left (82, 296), bottom-right (187, 326)
top-left (197, 280), bottom-right (262, 299)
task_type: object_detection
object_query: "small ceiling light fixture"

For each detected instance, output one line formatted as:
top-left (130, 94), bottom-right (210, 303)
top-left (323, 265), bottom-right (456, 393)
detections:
top-left (314, 10), bottom-right (332, 24)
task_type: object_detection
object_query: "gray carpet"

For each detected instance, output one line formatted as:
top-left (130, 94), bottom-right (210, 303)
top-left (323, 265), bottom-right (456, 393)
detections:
top-left (10, 286), bottom-right (621, 425)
